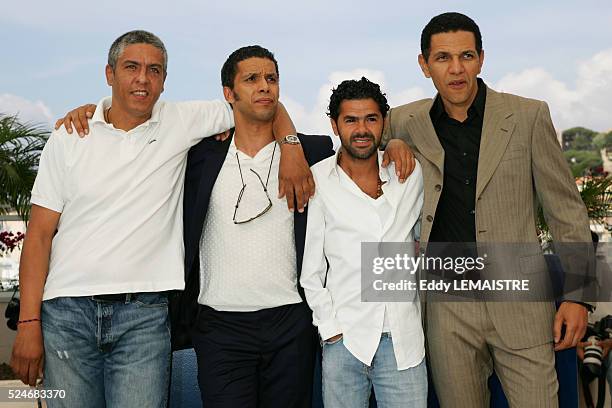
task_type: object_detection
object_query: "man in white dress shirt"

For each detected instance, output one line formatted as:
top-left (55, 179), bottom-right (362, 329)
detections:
top-left (301, 77), bottom-right (427, 407)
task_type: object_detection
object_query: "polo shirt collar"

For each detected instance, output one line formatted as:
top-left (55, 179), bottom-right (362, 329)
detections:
top-left (91, 96), bottom-right (162, 129)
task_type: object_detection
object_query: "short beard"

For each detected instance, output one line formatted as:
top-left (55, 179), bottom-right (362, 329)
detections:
top-left (340, 132), bottom-right (379, 160)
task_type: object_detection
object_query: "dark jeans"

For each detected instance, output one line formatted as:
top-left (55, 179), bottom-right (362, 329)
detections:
top-left (192, 301), bottom-right (316, 408)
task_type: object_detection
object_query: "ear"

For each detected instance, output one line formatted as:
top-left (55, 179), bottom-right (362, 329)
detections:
top-left (417, 54), bottom-right (431, 78)
top-left (161, 71), bottom-right (167, 94)
top-left (330, 118), bottom-right (339, 136)
top-left (478, 49), bottom-right (485, 73)
top-left (105, 65), bottom-right (114, 86)
top-left (223, 86), bottom-right (235, 104)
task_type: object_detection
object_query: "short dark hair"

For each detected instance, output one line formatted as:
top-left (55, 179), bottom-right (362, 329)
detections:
top-left (421, 12), bottom-right (482, 60)
top-left (327, 77), bottom-right (390, 122)
top-left (221, 45), bottom-right (279, 89)
top-left (108, 30), bottom-right (167, 72)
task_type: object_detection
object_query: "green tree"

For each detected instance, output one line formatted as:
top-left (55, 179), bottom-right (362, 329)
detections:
top-left (593, 131), bottom-right (612, 150)
top-left (562, 126), bottom-right (598, 151)
top-left (563, 149), bottom-right (603, 177)
top-left (0, 114), bottom-right (49, 222)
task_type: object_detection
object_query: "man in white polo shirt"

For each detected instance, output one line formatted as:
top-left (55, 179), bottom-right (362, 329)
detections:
top-left (9, 31), bottom-right (300, 408)
top-left (301, 77), bottom-right (427, 407)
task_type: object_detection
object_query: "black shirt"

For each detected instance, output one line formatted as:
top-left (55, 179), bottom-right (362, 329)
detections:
top-left (428, 78), bottom-right (487, 243)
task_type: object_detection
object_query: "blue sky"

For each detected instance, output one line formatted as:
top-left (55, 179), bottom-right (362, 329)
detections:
top-left (1, 0), bottom-right (611, 134)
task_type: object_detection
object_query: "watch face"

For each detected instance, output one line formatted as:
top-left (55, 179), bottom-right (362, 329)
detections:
top-left (285, 135), bottom-right (300, 144)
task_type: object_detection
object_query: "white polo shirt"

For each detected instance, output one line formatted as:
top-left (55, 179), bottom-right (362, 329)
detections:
top-left (31, 97), bottom-right (234, 300)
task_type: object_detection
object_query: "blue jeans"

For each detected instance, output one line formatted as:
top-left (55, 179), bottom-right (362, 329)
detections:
top-left (322, 333), bottom-right (427, 408)
top-left (41, 293), bottom-right (171, 408)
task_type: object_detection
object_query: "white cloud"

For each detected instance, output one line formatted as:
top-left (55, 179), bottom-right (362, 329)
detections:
top-left (0, 94), bottom-right (54, 126)
top-left (494, 48), bottom-right (612, 132)
top-left (285, 68), bottom-right (427, 137)
top-left (387, 87), bottom-right (429, 109)
top-left (288, 48), bottom-right (612, 138)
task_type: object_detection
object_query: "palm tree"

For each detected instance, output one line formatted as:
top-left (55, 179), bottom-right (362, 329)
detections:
top-left (537, 176), bottom-right (612, 241)
top-left (0, 113), bottom-right (49, 223)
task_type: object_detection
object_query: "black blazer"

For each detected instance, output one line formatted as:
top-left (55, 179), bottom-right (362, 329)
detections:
top-left (170, 133), bottom-right (334, 350)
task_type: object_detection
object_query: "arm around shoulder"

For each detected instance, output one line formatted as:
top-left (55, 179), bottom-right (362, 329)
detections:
top-left (176, 99), bottom-right (235, 146)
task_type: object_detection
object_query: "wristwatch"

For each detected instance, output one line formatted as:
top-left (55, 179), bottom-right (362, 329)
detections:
top-left (279, 135), bottom-right (301, 145)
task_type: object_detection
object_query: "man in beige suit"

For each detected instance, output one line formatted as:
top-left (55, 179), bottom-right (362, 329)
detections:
top-left (383, 12), bottom-right (593, 407)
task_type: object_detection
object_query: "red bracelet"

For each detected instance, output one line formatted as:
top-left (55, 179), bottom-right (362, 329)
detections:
top-left (17, 318), bottom-right (41, 325)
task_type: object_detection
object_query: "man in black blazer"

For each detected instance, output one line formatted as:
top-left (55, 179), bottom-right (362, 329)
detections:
top-left (171, 45), bottom-right (333, 408)
top-left (178, 133), bottom-right (332, 408)
top-left (171, 45), bottom-right (411, 408)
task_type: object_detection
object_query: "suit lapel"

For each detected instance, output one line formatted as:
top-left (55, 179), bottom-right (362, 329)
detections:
top-left (476, 87), bottom-right (516, 199)
top-left (407, 100), bottom-right (445, 173)
top-left (193, 137), bottom-right (232, 229)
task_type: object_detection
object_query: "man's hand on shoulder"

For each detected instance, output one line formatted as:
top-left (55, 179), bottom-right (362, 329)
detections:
top-left (278, 143), bottom-right (315, 213)
top-left (214, 130), bottom-right (231, 142)
top-left (553, 301), bottom-right (588, 351)
top-left (54, 104), bottom-right (97, 137)
top-left (381, 139), bottom-right (415, 183)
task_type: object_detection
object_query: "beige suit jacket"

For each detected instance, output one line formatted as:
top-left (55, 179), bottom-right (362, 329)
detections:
top-left (383, 86), bottom-right (592, 348)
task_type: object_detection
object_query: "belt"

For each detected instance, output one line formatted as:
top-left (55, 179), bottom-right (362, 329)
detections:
top-left (91, 293), bottom-right (139, 302)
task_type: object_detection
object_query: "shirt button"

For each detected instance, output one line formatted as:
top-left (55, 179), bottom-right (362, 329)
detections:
top-left (462, 152), bottom-right (468, 157)
top-left (435, 184), bottom-right (442, 192)
top-left (426, 215), bottom-right (433, 222)
top-left (469, 209), bottom-right (475, 215)
top-left (464, 179), bottom-right (470, 185)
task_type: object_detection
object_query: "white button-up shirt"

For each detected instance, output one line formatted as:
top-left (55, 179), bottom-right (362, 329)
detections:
top-left (301, 150), bottom-right (425, 369)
